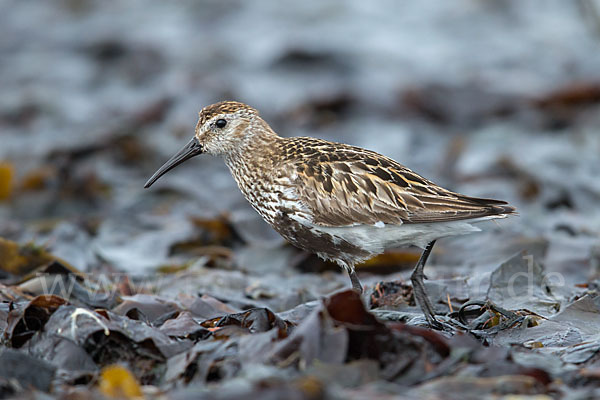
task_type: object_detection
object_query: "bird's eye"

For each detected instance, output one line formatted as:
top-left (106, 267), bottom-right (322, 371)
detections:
top-left (216, 119), bottom-right (227, 128)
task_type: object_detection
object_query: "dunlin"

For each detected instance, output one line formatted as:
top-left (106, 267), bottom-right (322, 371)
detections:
top-left (145, 101), bottom-right (515, 327)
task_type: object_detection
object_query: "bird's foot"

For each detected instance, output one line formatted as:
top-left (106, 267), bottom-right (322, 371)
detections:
top-left (411, 274), bottom-right (453, 331)
top-left (423, 313), bottom-right (457, 332)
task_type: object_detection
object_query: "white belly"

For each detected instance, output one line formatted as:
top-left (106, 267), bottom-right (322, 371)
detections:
top-left (297, 215), bottom-right (506, 255)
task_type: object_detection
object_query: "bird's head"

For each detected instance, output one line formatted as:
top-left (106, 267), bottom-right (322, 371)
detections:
top-left (144, 101), bottom-right (261, 188)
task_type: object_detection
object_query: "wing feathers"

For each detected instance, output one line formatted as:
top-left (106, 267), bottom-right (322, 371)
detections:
top-left (279, 138), bottom-right (516, 227)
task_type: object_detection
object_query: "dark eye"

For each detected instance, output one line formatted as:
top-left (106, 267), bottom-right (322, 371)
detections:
top-left (216, 119), bottom-right (227, 128)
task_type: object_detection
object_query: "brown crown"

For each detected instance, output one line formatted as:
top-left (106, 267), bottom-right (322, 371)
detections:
top-left (198, 101), bottom-right (257, 125)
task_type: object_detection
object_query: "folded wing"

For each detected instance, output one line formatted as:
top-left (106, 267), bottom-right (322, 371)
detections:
top-left (285, 140), bottom-right (515, 227)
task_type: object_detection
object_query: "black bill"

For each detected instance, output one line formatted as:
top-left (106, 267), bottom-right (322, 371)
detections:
top-left (144, 137), bottom-right (203, 188)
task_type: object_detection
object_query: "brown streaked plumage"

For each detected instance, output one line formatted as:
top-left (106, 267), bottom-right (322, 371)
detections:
top-left (144, 101), bottom-right (516, 329)
top-left (278, 137), bottom-right (513, 226)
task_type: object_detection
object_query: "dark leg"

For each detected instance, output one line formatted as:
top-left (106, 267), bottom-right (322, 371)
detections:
top-left (410, 240), bottom-right (441, 328)
top-left (348, 268), bottom-right (363, 294)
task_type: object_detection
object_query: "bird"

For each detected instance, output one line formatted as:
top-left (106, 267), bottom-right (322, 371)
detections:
top-left (144, 101), bottom-right (516, 328)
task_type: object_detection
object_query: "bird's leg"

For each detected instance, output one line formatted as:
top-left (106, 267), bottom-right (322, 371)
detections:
top-left (347, 266), bottom-right (363, 294)
top-left (410, 240), bottom-right (442, 328)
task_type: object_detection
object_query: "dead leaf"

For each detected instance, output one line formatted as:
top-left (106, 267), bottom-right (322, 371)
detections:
top-left (0, 238), bottom-right (77, 279)
top-left (99, 365), bottom-right (143, 399)
top-left (0, 349), bottom-right (55, 392)
top-left (19, 166), bottom-right (55, 191)
top-left (4, 294), bottom-right (68, 347)
top-left (356, 249), bottom-right (420, 272)
top-left (0, 162), bottom-right (14, 200)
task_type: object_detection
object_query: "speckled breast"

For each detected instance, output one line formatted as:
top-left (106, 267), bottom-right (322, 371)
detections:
top-left (271, 213), bottom-right (371, 265)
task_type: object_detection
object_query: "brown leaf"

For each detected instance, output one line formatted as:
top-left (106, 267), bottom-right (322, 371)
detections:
top-left (533, 82), bottom-right (600, 109)
top-left (0, 238), bottom-right (77, 279)
top-left (201, 308), bottom-right (292, 339)
top-left (0, 162), bottom-right (14, 201)
top-left (356, 250), bottom-right (420, 273)
top-left (4, 294), bottom-right (68, 347)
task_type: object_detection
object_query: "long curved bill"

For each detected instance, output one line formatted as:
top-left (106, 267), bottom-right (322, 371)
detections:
top-left (144, 137), bottom-right (203, 188)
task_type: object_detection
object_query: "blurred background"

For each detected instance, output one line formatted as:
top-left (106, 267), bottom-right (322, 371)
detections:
top-left (1, 0), bottom-right (599, 292)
